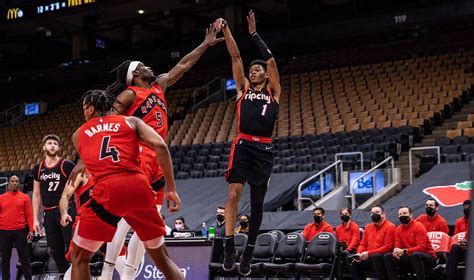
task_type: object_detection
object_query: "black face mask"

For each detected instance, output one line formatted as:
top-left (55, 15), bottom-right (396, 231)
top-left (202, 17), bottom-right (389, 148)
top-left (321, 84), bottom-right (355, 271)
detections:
top-left (426, 207), bottom-right (436, 216)
top-left (341, 215), bottom-right (350, 222)
top-left (216, 214), bottom-right (225, 223)
top-left (314, 215), bottom-right (323, 224)
top-left (240, 221), bottom-right (248, 228)
top-left (399, 216), bottom-right (411, 225)
top-left (464, 208), bottom-right (470, 217)
top-left (371, 213), bottom-right (382, 223)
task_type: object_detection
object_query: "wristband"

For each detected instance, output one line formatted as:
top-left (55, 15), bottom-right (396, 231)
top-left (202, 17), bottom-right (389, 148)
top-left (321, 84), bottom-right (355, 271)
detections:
top-left (251, 32), bottom-right (273, 61)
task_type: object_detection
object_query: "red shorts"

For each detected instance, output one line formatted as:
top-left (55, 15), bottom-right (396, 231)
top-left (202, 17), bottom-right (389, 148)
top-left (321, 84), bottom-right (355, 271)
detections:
top-left (139, 144), bottom-right (165, 205)
top-left (77, 172), bottom-right (165, 242)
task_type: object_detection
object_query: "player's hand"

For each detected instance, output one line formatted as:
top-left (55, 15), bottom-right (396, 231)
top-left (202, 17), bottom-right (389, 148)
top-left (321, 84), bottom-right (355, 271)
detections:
top-left (214, 18), bottom-right (227, 30)
top-left (33, 219), bottom-right (42, 236)
top-left (204, 23), bottom-right (225, 47)
top-left (359, 251), bottom-right (369, 261)
top-left (67, 160), bottom-right (85, 185)
top-left (166, 191), bottom-right (181, 212)
top-left (27, 231), bottom-right (34, 241)
top-left (60, 214), bottom-right (72, 227)
top-left (247, 10), bottom-right (256, 34)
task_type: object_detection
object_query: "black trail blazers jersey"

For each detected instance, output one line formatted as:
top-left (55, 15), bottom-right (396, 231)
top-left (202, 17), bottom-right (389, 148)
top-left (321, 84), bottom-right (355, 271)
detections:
top-left (33, 159), bottom-right (75, 207)
top-left (237, 85), bottom-right (278, 137)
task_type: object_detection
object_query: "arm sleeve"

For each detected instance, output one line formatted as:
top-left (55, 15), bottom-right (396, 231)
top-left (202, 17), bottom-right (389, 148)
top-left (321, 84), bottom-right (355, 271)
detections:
top-left (62, 160), bottom-right (75, 177)
top-left (440, 219), bottom-right (449, 234)
top-left (25, 196), bottom-right (34, 232)
top-left (368, 225), bottom-right (396, 255)
top-left (357, 226), bottom-right (368, 254)
top-left (454, 219), bottom-right (461, 235)
top-left (302, 224), bottom-right (310, 240)
top-left (347, 223), bottom-right (361, 251)
top-left (394, 228), bottom-right (402, 249)
top-left (33, 164), bottom-right (39, 181)
top-left (406, 226), bottom-right (428, 255)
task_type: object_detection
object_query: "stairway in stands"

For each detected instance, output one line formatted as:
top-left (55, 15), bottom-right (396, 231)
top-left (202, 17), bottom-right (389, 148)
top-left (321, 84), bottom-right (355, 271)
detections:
top-left (397, 100), bottom-right (474, 186)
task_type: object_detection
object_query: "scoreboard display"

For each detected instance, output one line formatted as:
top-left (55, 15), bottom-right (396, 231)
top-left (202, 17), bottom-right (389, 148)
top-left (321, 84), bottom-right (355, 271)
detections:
top-left (4, 0), bottom-right (97, 21)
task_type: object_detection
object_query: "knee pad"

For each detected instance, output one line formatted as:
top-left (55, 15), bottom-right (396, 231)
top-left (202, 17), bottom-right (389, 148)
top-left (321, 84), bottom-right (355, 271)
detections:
top-left (143, 236), bottom-right (164, 249)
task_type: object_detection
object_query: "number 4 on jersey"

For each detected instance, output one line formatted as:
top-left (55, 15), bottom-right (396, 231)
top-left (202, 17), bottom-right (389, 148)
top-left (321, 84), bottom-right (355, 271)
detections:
top-left (100, 136), bottom-right (120, 162)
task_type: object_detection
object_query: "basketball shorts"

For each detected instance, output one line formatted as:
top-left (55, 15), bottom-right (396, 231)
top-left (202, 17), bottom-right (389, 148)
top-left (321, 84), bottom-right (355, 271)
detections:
top-left (77, 172), bottom-right (165, 242)
top-left (225, 138), bottom-right (274, 186)
top-left (139, 144), bottom-right (165, 205)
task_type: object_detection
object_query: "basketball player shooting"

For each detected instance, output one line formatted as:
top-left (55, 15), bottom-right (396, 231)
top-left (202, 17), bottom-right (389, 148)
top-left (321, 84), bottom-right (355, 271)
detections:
top-left (215, 10), bottom-right (281, 276)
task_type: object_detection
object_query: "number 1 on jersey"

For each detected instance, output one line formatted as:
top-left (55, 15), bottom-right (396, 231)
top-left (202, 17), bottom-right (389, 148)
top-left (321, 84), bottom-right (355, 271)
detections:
top-left (261, 104), bottom-right (268, 116)
top-left (100, 136), bottom-right (120, 162)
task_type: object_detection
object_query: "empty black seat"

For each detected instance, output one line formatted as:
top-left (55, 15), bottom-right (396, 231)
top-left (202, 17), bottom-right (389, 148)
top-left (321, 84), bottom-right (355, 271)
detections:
top-left (176, 172), bottom-right (189, 180)
top-left (189, 171), bottom-right (203, 178)
top-left (435, 137), bottom-right (451, 146)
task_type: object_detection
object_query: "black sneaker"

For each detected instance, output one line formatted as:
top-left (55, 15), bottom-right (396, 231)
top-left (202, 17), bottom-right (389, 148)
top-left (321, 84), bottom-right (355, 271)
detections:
top-left (237, 253), bottom-right (252, 276)
top-left (222, 249), bottom-right (238, 271)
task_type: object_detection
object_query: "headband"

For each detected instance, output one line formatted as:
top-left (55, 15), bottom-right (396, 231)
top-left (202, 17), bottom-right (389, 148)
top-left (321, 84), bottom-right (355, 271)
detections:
top-left (126, 61), bottom-right (141, 86)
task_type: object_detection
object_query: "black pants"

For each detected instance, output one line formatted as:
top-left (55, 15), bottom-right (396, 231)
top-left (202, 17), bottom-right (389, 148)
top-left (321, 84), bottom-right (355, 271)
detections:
top-left (351, 253), bottom-right (388, 280)
top-left (446, 244), bottom-right (465, 280)
top-left (383, 252), bottom-right (436, 280)
top-left (0, 228), bottom-right (32, 280)
top-left (43, 206), bottom-right (75, 273)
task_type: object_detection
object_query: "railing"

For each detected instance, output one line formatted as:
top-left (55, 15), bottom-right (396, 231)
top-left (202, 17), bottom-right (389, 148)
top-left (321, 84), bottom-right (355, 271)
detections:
top-left (297, 160), bottom-right (343, 211)
top-left (335, 152), bottom-right (364, 171)
top-left (351, 156), bottom-right (395, 209)
top-left (408, 146), bottom-right (441, 184)
top-left (0, 177), bottom-right (7, 193)
top-left (190, 77), bottom-right (225, 112)
top-left (0, 104), bottom-right (24, 127)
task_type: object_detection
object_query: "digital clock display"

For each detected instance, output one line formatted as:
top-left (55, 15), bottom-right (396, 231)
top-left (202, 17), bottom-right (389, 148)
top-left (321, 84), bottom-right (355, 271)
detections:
top-left (4, 0), bottom-right (97, 21)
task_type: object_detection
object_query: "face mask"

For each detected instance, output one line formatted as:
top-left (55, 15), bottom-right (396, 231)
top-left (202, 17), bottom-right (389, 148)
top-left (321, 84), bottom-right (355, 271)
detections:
top-left (175, 224), bottom-right (184, 230)
top-left (216, 214), bottom-right (225, 222)
top-left (341, 215), bottom-right (350, 222)
top-left (426, 207), bottom-right (436, 216)
top-left (240, 221), bottom-right (248, 228)
top-left (313, 215), bottom-right (323, 224)
top-left (399, 216), bottom-right (411, 225)
top-left (371, 213), bottom-right (382, 223)
top-left (464, 208), bottom-right (470, 217)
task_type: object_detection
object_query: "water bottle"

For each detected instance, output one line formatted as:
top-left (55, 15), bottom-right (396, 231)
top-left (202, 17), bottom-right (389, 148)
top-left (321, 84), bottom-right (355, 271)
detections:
top-left (209, 227), bottom-right (215, 238)
top-left (202, 222), bottom-right (207, 238)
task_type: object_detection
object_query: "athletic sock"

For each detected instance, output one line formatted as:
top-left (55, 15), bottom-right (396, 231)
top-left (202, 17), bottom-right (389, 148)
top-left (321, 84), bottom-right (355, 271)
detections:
top-left (225, 235), bottom-right (235, 254)
top-left (121, 265), bottom-right (136, 280)
top-left (100, 262), bottom-right (115, 280)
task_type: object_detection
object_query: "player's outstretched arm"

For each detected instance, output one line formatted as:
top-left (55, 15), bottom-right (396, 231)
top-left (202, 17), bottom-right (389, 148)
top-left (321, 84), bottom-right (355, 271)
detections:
top-left (127, 116), bottom-right (181, 212)
top-left (218, 18), bottom-right (249, 99)
top-left (155, 23), bottom-right (224, 91)
top-left (59, 173), bottom-right (82, 227)
top-left (247, 10), bottom-right (281, 102)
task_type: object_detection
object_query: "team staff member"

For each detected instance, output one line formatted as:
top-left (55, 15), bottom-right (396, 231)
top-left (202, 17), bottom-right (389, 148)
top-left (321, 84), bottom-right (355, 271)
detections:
top-left (415, 198), bottom-right (449, 233)
top-left (383, 206), bottom-right (436, 280)
top-left (351, 206), bottom-right (396, 280)
top-left (335, 207), bottom-right (360, 253)
top-left (0, 175), bottom-right (34, 280)
top-left (302, 207), bottom-right (334, 241)
top-left (32, 134), bottom-right (76, 276)
top-left (454, 199), bottom-right (470, 234)
top-left (217, 11), bottom-right (282, 276)
top-left (214, 206), bottom-right (226, 237)
top-left (445, 200), bottom-right (470, 279)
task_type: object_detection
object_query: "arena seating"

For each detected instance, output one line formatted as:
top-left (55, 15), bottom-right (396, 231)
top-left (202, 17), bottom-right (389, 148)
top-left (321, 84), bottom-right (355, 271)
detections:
top-left (0, 50), bottom-right (472, 181)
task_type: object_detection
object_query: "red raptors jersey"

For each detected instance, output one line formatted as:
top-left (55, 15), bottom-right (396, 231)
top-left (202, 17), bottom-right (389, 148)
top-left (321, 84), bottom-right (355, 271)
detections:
top-left (75, 170), bottom-right (94, 211)
top-left (124, 83), bottom-right (168, 140)
top-left (237, 85), bottom-right (278, 137)
top-left (77, 115), bottom-right (142, 180)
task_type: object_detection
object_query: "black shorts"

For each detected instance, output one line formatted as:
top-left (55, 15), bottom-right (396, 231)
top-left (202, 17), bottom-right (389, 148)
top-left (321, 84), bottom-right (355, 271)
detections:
top-left (225, 138), bottom-right (274, 186)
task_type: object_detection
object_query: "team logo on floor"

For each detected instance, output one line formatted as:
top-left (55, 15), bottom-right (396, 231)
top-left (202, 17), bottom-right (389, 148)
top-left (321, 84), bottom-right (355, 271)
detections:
top-left (422, 181), bottom-right (472, 207)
